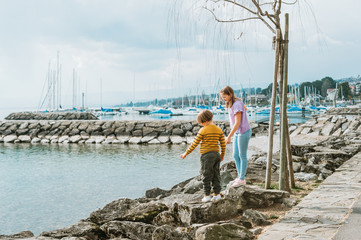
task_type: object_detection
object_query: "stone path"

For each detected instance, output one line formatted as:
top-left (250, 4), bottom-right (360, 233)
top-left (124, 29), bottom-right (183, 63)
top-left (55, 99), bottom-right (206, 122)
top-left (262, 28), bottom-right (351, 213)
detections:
top-left (258, 151), bottom-right (361, 240)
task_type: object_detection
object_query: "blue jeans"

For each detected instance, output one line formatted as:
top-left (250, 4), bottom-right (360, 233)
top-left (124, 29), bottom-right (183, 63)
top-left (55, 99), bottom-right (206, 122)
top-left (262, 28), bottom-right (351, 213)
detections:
top-left (233, 129), bottom-right (252, 180)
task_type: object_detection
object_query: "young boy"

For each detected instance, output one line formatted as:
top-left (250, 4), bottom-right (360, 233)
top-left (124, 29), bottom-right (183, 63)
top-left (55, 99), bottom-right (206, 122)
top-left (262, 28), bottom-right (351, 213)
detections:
top-left (180, 110), bottom-right (226, 202)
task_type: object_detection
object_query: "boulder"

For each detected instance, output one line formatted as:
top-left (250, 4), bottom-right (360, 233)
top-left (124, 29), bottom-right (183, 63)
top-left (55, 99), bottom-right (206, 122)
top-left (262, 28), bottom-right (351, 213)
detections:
top-left (152, 225), bottom-right (193, 240)
top-left (40, 221), bottom-right (106, 239)
top-left (31, 137), bottom-right (41, 143)
top-left (170, 136), bottom-right (185, 144)
top-left (88, 198), bottom-right (168, 225)
top-left (152, 211), bottom-right (181, 226)
top-left (183, 176), bottom-right (203, 194)
top-left (69, 135), bottom-right (82, 143)
top-left (300, 127), bottom-right (311, 135)
top-left (100, 220), bottom-right (155, 240)
top-left (3, 135), bottom-right (17, 143)
top-left (294, 172), bottom-right (317, 182)
top-left (95, 136), bottom-right (106, 144)
top-left (129, 137), bottom-right (142, 144)
top-left (40, 139), bottom-right (50, 144)
top-left (242, 209), bottom-right (271, 226)
top-left (117, 136), bottom-right (130, 144)
top-left (177, 198), bottom-right (240, 225)
top-left (224, 185), bottom-right (290, 209)
top-left (320, 122), bottom-right (334, 136)
top-left (158, 136), bottom-right (169, 143)
top-left (145, 187), bottom-right (170, 199)
top-left (195, 223), bottom-right (253, 240)
top-left (18, 135), bottom-right (31, 143)
top-left (141, 136), bottom-right (156, 143)
top-left (0, 231), bottom-right (34, 240)
top-left (148, 139), bottom-right (161, 144)
top-left (292, 126), bottom-right (304, 137)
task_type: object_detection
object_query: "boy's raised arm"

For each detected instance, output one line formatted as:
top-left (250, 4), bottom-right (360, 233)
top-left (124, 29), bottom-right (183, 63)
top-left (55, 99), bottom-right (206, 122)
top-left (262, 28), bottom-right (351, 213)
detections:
top-left (183, 130), bottom-right (204, 157)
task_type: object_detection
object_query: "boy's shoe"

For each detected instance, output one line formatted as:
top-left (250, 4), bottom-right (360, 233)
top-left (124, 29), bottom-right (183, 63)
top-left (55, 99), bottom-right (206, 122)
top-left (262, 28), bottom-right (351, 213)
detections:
top-left (211, 194), bottom-right (222, 201)
top-left (201, 195), bottom-right (212, 202)
top-left (231, 179), bottom-right (246, 187)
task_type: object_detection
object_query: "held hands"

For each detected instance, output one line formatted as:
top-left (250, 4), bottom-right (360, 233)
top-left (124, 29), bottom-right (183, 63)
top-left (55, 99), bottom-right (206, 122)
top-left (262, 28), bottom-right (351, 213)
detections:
top-left (180, 153), bottom-right (187, 159)
top-left (225, 136), bottom-right (232, 144)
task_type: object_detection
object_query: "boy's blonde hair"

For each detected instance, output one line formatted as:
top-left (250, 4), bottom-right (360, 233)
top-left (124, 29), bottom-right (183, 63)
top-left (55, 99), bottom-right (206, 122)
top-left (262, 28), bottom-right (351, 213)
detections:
top-left (197, 110), bottom-right (213, 124)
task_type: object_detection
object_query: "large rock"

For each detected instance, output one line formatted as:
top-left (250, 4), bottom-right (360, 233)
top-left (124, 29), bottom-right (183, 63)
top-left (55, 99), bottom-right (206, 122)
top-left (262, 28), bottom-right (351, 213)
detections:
top-left (304, 150), bottom-right (350, 164)
top-left (88, 198), bottom-right (168, 225)
top-left (0, 231), bottom-right (34, 240)
top-left (170, 136), bottom-right (185, 144)
top-left (3, 135), bottom-right (17, 143)
top-left (18, 135), bottom-right (31, 143)
top-left (100, 220), bottom-right (155, 240)
top-left (183, 176), bottom-right (203, 194)
top-left (195, 223), bottom-right (253, 240)
top-left (320, 122), bottom-right (335, 136)
top-left (145, 187), bottom-right (170, 199)
top-left (40, 220), bottom-right (106, 239)
top-left (152, 225), bottom-right (193, 240)
top-left (224, 185), bottom-right (290, 208)
top-left (242, 209), bottom-right (271, 226)
top-left (294, 172), bottom-right (317, 181)
top-left (177, 199), bottom-right (240, 225)
top-left (129, 137), bottom-right (142, 144)
top-left (152, 211), bottom-right (181, 226)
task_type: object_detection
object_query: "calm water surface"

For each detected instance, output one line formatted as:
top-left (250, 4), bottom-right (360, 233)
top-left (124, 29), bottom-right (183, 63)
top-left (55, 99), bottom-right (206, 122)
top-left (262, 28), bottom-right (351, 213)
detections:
top-left (0, 143), bottom-right (234, 235)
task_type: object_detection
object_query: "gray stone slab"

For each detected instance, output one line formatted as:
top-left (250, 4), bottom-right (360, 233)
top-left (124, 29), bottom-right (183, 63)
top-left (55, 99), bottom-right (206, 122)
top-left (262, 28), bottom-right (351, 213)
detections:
top-left (258, 152), bottom-right (361, 240)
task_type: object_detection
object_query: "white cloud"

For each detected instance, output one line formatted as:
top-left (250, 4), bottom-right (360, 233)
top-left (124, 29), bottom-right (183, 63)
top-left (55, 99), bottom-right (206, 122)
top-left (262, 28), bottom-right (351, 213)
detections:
top-left (0, 0), bottom-right (361, 109)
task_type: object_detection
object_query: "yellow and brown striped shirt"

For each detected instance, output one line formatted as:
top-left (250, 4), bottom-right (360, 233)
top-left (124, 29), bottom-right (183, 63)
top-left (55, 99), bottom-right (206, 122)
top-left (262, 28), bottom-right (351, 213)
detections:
top-left (185, 124), bottom-right (226, 158)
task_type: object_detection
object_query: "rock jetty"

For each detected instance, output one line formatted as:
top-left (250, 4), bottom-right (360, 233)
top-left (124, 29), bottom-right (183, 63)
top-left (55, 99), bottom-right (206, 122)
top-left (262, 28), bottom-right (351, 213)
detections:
top-left (5, 112), bottom-right (98, 121)
top-left (0, 118), bottom-right (268, 145)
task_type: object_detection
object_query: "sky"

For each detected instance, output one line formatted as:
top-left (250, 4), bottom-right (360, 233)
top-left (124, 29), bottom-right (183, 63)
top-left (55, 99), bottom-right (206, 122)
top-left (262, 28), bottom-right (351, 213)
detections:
top-left (0, 0), bottom-right (360, 109)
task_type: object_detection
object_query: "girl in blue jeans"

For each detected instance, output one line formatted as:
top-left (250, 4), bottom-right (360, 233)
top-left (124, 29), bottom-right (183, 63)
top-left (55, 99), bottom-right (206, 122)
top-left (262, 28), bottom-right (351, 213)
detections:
top-left (220, 86), bottom-right (252, 187)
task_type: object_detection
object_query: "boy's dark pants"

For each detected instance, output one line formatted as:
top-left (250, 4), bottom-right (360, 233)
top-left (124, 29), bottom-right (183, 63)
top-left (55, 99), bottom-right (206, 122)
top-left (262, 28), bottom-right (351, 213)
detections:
top-left (200, 151), bottom-right (221, 196)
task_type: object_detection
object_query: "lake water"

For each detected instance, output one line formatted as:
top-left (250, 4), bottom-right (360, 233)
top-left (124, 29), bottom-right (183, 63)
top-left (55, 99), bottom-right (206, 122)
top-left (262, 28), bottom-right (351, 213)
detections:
top-left (0, 143), bottom-right (236, 235)
top-left (0, 107), bottom-right (309, 235)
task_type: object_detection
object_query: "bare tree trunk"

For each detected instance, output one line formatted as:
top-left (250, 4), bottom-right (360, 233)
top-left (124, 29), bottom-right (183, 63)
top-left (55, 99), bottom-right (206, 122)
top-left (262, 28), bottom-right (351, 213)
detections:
top-left (265, 29), bottom-right (281, 189)
top-left (278, 33), bottom-right (290, 192)
top-left (283, 13), bottom-right (295, 188)
top-left (279, 13), bottom-right (291, 192)
top-left (286, 120), bottom-right (295, 188)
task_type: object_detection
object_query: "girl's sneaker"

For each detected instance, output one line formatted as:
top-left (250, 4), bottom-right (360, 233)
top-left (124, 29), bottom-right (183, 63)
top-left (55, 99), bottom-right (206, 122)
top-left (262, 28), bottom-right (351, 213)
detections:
top-left (228, 178), bottom-right (238, 186)
top-left (211, 194), bottom-right (222, 201)
top-left (231, 179), bottom-right (246, 187)
top-left (201, 195), bottom-right (212, 202)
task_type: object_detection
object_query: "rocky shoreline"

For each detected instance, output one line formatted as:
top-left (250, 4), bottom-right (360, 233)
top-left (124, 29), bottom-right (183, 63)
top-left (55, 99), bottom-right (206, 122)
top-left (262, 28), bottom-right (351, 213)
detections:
top-left (1, 108), bottom-right (361, 239)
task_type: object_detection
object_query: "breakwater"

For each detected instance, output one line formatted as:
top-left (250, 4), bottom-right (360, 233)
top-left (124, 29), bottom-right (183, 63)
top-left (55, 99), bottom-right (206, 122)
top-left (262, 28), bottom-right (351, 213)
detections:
top-left (0, 119), bottom-right (265, 144)
top-left (5, 112), bottom-right (98, 120)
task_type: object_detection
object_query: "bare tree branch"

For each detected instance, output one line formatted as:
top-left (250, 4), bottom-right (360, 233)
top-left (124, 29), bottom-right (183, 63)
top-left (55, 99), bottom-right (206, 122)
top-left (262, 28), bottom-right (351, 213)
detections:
top-left (257, 12), bottom-right (276, 33)
top-left (260, 2), bottom-right (275, 7)
top-left (265, 11), bottom-right (277, 26)
top-left (282, 0), bottom-right (298, 5)
top-left (222, 0), bottom-right (258, 15)
top-left (251, 0), bottom-right (266, 16)
top-left (277, 0), bottom-right (282, 14)
top-left (204, 7), bottom-right (260, 23)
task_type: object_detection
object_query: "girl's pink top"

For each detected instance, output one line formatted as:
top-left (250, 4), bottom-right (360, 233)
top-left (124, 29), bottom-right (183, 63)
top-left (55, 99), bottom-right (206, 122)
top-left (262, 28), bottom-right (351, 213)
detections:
top-left (228, 99), bottom-right (250, 134)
